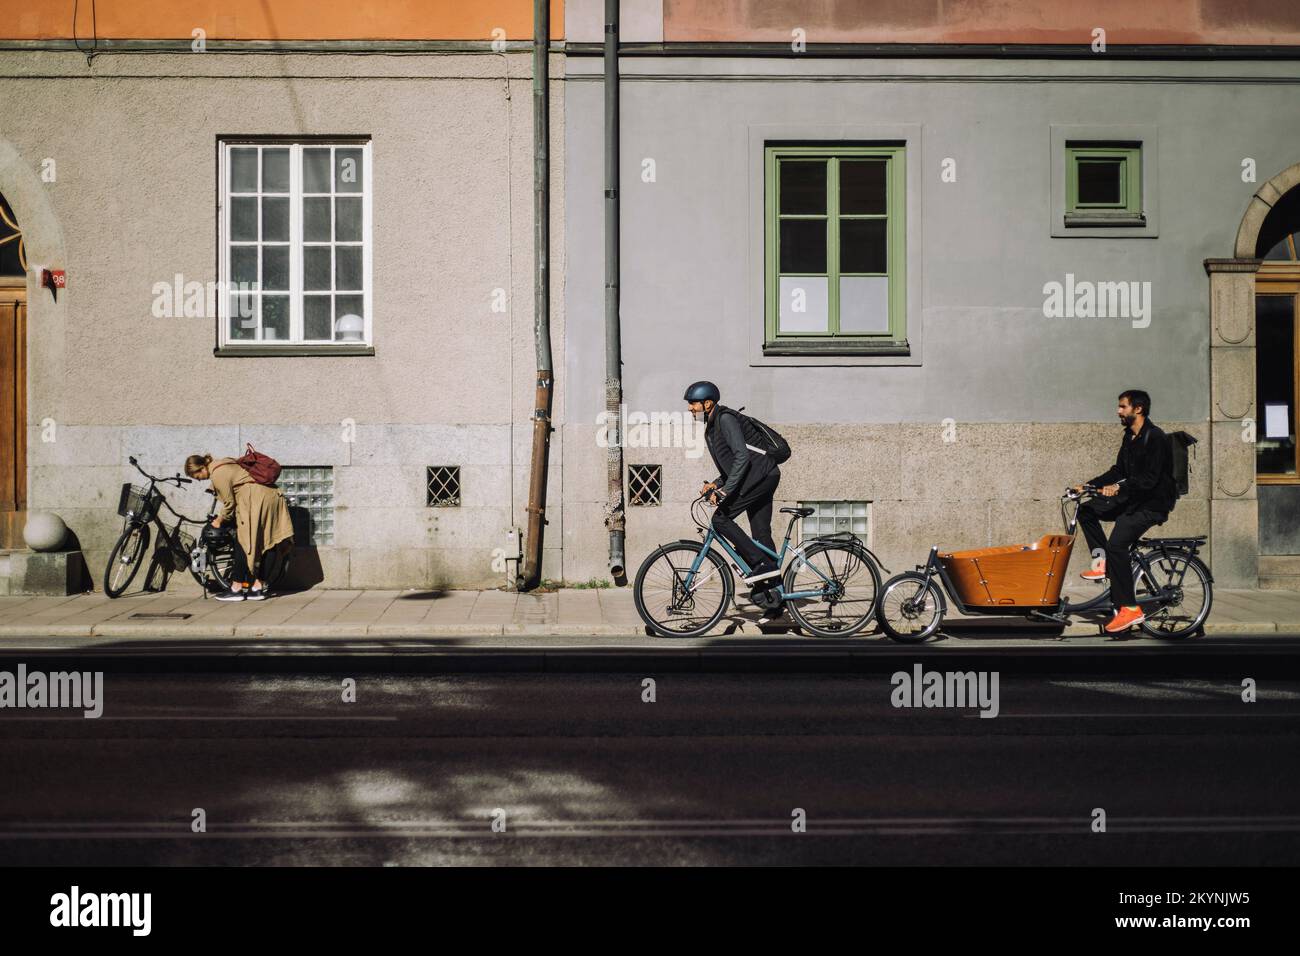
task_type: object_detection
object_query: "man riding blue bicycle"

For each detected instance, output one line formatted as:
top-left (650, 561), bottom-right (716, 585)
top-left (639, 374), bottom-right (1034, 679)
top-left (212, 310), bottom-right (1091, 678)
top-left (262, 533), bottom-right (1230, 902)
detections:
top-left (684, 381), bottom-right (785, 615)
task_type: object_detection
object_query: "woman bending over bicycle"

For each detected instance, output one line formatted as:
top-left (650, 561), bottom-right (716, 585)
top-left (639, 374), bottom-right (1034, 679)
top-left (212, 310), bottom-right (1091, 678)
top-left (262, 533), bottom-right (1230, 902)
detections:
top-left (184, 453), bottom-right (294, 601)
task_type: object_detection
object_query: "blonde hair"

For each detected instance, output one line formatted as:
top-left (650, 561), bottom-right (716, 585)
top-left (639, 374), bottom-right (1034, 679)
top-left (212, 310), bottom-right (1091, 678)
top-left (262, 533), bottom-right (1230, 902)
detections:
top-left (184, 453), bottom-right (214, 478)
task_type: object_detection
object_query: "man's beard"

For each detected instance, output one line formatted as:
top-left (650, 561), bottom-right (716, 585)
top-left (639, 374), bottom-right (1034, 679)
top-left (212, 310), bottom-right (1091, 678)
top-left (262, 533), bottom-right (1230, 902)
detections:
top-left (1121, 413), bottom-right (1136, 427)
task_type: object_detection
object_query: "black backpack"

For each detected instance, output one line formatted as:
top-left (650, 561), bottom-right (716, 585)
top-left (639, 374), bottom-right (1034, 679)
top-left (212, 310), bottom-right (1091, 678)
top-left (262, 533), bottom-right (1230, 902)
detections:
top-left (728, 406), bottom-right (792, 465)
top-left (1168, 431), bottom-right (1197, 497)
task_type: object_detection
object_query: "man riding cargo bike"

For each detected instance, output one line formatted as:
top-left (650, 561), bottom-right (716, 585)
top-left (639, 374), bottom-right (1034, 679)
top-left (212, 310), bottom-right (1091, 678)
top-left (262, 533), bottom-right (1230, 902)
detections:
top-left (1073, 389), bottom-right (1181, 634)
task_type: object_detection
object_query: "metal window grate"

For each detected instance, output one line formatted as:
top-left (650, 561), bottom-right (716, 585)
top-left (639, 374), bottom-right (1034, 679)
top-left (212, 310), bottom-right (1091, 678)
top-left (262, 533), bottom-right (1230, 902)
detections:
top-left (628, 464), bottom-right (662, 507)
top-left (278, 466), bottom-right (335, 544)
top-left (800, 500), bottom-right (870, 542)
top-left (426, 466), bottom-right (461, 507)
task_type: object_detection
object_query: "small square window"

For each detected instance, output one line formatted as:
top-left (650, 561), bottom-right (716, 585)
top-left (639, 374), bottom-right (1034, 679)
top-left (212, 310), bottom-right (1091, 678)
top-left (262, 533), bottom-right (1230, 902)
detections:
top-left (427, 466), bottom-right (461, 507)
top-left (278, 466), bottom-right (335, 545)
top-left (1065, 142), bottom-right (1143, 226)
top-left (628, 464), bottom-right (662, 506)
top-left (799, 500), bottom-right (870, 543)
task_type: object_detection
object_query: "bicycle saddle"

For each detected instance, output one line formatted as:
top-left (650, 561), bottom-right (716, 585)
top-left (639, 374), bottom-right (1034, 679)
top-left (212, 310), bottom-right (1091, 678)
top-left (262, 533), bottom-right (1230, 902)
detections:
top-left (781, 507), bottom-right (814, 517)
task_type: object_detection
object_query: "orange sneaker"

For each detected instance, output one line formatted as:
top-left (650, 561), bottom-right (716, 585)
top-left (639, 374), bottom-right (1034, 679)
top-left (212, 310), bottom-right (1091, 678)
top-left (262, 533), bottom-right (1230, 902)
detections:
top-left (1080, 561), bottom-right (1106, 581)
top-left (1105, 605), bottom-right (1146, 633)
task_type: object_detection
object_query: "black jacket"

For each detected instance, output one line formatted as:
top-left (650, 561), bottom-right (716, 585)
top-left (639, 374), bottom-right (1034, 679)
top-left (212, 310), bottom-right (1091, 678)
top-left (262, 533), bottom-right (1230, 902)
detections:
top-left (705, 405), bottom-right (779, 498)
top-left (1088, 419), bottom-right (1177, 515)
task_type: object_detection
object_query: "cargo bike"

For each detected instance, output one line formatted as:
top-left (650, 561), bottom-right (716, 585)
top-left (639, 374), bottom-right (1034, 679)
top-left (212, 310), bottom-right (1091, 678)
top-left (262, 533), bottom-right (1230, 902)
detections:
top-left (875, 485), bottom-right (1213, 643)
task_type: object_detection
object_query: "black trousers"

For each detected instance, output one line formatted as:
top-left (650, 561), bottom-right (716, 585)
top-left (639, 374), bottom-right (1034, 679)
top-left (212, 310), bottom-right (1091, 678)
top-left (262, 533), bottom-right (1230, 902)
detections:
top-left (1078, 498), bottom-right (1165, 607)
top-left (228, 541), bottom-right (266, 586)
top-left (711, 470), bottom-right (780, 571)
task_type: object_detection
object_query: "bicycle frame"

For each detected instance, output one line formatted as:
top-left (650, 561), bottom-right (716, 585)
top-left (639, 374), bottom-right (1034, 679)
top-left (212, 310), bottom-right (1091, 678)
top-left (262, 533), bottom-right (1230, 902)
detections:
top-left (678, 500), bottom-right (847, 603)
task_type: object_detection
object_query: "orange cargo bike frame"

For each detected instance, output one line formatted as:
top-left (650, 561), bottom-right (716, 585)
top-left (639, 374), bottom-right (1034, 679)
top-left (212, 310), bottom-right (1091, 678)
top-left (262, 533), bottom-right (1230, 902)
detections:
top-left (874, 486), bottom-right (1214, 643)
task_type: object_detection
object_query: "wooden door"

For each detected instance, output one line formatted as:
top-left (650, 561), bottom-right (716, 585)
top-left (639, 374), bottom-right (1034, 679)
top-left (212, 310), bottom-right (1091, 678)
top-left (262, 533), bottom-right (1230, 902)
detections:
top-left (0, 280), bottom-right (26, 548)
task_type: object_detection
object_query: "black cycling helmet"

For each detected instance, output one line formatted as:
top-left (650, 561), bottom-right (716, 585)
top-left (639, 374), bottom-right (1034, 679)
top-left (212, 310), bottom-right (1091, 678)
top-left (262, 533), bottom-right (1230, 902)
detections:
top-left (683, 381), bottom-right (720, 404)
top-left (201, 523), bottom-right (234, 547)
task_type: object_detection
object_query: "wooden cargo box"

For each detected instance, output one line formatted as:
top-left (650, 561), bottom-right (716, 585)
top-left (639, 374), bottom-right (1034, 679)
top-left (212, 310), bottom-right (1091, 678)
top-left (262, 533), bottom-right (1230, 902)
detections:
top-left (937, 534), bottom-right (1075, 608)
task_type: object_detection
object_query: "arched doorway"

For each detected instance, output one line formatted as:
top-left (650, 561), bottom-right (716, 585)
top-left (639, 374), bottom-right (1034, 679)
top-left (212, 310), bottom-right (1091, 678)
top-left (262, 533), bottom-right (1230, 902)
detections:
top-left (0, 191), bottom-right (26, 548)
top-left (1207, 162), bottom-right (1300, 589)
top-left (1254, 186), bottom-right (1300, 569)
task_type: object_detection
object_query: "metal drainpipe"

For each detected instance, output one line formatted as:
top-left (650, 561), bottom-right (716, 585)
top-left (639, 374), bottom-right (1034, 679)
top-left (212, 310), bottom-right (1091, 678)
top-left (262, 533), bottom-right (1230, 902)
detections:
top-left (518, 0), bottom-right (553, 591)
top-left (604, 0), bottom-right (627, 582)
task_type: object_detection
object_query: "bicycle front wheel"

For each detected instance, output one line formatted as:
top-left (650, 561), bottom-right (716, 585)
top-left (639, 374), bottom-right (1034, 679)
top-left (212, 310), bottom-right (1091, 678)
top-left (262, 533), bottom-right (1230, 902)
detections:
top-left (876, 571), bottom-right (946, 644)
top-left (1136, 549), bottom-right (1213, 639)
top-left (634, 542), bottom-right (734, 638)
top-left (783, 541), bottom-right (881, 637)
top-left (103, 522), bottom-right (150, 598)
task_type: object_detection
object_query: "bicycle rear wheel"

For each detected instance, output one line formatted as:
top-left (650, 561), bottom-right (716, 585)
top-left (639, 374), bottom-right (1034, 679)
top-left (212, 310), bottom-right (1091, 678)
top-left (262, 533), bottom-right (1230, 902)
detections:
top-left (783, 541), bottom-right (881, 637)
top-left (1136, 549), bottom-right (1212, 639)
top-left (103, 523), bottom-right (150, 598)
top-left (634, 542), bottom-right (734, 638)
top-left (195, 543), bottom-right (238, 593)
top-left (256, 545), bottom-right (293, 593)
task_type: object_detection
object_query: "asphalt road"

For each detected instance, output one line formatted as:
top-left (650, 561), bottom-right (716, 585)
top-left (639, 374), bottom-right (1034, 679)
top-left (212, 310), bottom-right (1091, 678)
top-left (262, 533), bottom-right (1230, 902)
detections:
top-left (1, 669), bottom-right (1297, 865)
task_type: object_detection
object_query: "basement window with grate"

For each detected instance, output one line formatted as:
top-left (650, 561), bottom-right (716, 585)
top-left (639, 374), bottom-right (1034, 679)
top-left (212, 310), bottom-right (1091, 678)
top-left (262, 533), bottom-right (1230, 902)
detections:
top-left (427, 466), bottom-right (461, 507)
top-left (628, 464), bottom-right (662, 506)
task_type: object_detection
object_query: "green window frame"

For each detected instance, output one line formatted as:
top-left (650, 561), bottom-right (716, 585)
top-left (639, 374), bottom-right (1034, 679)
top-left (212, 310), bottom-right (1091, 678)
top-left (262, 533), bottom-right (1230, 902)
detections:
top-left (764, 144), bottom-right (907, 354)
top-left (1065, 143), bottom-right (1143, 225)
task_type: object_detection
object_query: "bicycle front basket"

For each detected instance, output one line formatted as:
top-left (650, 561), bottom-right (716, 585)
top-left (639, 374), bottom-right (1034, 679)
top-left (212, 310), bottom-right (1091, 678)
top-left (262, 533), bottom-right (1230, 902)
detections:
top-left (117, 483), bottom-right (160, 521)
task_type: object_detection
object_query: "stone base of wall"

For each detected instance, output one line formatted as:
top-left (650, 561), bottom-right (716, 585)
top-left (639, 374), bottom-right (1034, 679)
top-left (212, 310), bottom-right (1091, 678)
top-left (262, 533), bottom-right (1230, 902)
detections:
top-left (0, 549), bottom-right (89, 595)
top-left (24, 420), bottom-right (1236, 591)
top-left (27, 423), bottom-right (556, 591)
top-left (560, 420), bottom-right (1219, 588)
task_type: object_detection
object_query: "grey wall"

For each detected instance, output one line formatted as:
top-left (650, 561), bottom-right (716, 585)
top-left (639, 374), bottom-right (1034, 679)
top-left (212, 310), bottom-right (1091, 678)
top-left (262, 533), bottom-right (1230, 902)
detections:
top-left (563, 56), bottom-right (1300, 426)
top-left (0, 49), bottom-right (566, 588)
top-left (558, 54), bottom-right (1299, 584)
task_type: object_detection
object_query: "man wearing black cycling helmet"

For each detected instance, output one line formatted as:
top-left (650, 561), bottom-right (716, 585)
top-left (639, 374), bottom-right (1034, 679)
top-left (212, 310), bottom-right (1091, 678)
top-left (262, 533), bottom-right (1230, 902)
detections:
top-left (684, 381), bottom-right (783, 599)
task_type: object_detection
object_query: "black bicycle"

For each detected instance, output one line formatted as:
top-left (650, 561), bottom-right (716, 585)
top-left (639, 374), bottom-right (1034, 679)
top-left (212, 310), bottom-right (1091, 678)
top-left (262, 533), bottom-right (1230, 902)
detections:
top-left (876, 485), bottom-right (1213, 642)
top-left (104, 456), bottom-right (289, 598)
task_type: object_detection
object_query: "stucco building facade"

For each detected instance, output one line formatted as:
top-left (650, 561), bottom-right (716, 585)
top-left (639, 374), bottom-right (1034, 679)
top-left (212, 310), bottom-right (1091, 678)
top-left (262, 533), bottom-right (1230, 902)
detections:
top-left (2, 1), bottom-right (1299, 593)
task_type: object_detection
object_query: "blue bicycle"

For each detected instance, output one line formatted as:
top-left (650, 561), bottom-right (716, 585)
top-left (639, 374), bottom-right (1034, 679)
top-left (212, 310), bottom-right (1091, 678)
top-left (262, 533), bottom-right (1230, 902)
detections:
top-left (633, 493), bottom-right (885, 638)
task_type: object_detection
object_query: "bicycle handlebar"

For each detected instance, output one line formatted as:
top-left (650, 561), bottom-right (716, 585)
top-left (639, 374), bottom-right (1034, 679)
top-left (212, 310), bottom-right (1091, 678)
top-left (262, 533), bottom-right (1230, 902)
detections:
top-left (128, 455), bottom-right (191, 487)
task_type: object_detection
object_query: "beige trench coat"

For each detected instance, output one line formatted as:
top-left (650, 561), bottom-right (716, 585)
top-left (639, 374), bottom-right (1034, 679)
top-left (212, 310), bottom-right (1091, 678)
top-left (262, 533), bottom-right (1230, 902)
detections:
top-left (209, 458), bottom-right (295, 569)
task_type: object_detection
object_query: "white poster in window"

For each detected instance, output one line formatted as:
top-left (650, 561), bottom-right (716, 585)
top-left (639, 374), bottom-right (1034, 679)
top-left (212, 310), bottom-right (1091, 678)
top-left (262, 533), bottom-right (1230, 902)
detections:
top-left (1264, 402), bottom-right (1290, 439)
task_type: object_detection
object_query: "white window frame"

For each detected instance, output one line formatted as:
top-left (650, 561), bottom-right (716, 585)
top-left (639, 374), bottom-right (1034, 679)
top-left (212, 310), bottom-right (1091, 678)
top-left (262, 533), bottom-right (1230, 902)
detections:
top-left (217, 138), bottom-right (373, 349)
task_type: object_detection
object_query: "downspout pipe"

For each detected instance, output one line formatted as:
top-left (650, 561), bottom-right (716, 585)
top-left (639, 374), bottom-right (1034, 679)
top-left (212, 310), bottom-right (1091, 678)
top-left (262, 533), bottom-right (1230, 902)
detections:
top-left (604, 0), bottom-right (626, 582)
top-left (518, 0), bottom-right (553, 590)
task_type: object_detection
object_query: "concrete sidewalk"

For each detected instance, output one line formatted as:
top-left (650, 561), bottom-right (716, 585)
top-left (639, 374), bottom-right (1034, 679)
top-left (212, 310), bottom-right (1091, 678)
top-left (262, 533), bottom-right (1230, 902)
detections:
top-left (0, 583), bottom-right (1298, 642)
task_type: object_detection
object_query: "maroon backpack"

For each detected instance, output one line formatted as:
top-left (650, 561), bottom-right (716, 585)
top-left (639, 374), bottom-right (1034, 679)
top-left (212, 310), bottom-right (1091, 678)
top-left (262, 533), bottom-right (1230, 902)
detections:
top-left (221, 443), bottom-right (282, 485)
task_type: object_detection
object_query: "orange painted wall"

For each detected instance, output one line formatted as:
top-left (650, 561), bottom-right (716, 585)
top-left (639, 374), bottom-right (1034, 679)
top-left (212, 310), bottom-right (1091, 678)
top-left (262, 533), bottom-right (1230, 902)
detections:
top-left (662, 0), bottom-right (1300, 45)
top-left (0, 0), bottom-right (564, 41)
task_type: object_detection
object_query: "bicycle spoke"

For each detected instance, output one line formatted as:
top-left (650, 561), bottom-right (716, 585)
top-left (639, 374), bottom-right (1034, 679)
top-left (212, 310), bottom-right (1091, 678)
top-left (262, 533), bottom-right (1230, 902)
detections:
top-left (787, 544), bottom-right (878, 635)
top-left (1135, 552), bottom-right (1210, 636)
top-left (638, 547), bottom-right (729, 635)
top-left (878, 577), bottom-right (941, 639)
